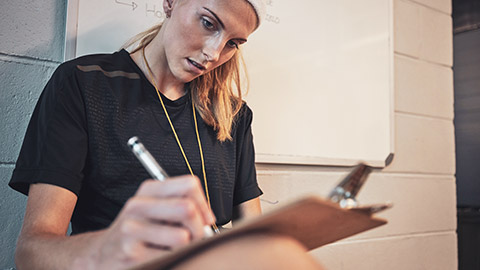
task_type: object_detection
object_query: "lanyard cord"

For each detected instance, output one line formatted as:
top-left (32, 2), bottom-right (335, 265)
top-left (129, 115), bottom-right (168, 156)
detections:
top-left (141, 48), bottom-right (218, 231)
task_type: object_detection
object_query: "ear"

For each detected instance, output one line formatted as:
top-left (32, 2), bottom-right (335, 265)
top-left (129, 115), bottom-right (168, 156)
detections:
top-left (163, 0), bottom-right (174, 18)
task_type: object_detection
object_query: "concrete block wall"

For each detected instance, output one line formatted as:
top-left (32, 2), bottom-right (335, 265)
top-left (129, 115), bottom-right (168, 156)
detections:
top-left (0, 0), bottom-right (66, 268)
top-left (258, 0), bottom-right (456, 269)
top-left (0, 0), bottom-right (456, 269)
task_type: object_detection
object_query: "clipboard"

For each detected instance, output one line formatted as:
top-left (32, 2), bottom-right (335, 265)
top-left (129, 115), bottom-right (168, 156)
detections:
top-left (130, 196), bottom-right (388, 270)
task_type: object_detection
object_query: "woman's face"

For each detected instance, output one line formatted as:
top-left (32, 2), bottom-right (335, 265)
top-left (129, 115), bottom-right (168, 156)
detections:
top-left (161, 0), bottom-right (258, 83)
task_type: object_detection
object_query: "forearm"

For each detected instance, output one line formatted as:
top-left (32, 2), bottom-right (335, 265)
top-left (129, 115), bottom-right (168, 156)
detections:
top-left (15, 230), bottom-right (104, 270)
top-left (232, 197), bottom-right (262, 224)
top-left (16, 177), bottom-right (215, 270)
top-left (172, 233), bottom-right (324, 270)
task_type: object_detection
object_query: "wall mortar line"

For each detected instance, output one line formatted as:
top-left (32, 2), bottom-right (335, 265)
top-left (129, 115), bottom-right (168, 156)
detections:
top-left (394, 51), bottom-right (453, 68)
top-left (401, 0), bottom-right (452, 16)
top-left (0, 52), bottom-right (62, 68)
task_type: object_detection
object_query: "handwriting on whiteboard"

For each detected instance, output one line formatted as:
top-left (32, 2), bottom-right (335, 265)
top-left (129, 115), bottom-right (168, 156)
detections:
top-left (114, 0), bottom-right (166, 19)
top-left (265, 0), bottom-right (280, 24)
top-left (113, 0), bottom-right (280, 24)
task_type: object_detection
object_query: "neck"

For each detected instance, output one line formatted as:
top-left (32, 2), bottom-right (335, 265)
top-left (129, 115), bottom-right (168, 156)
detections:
top-left (131, 39), bottom-right (186, 101)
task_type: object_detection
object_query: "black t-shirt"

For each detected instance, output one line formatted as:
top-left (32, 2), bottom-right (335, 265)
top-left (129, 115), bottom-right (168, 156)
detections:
top-left (9, 49), bottom-right (262, 234)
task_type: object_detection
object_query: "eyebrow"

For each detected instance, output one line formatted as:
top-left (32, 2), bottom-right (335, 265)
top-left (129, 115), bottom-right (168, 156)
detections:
top-left (203, 7), bottom-right (225, 29)
top-left (202, 7), bottom-right (248, 43)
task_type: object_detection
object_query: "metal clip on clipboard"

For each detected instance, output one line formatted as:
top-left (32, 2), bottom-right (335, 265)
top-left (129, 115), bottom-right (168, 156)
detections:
top-left (327, 163), bottom-right (392, 215)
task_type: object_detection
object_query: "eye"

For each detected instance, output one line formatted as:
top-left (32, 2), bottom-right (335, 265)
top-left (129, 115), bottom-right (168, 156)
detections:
top-left (227, 40), bottom-right (239, 49)
top-left (202, 17), bottom-right (215, 30)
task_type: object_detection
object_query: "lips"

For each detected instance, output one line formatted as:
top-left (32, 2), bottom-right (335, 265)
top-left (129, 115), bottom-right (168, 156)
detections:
top-left (188, 59), bottom-right (206, 71)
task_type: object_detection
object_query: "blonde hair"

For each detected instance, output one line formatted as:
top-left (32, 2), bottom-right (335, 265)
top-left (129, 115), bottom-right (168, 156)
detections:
top-left (124, 24), bottom-right (247, 142)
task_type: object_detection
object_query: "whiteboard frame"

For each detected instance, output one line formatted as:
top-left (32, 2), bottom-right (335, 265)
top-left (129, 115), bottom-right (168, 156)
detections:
top-left (64, 0), bottom-right (79, 61)
top-left (252, 0), bottom-right (395, 168)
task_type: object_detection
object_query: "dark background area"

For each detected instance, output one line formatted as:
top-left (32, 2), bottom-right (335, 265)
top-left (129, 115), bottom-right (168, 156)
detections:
top-left (453, 0), bottom-right (480, 269)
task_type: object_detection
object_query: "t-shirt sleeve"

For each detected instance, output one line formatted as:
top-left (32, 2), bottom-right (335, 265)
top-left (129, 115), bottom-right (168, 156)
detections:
top-left (9, 63), bottom-right (88, 196)
top-left (232, 104), bottom-right (263, 206)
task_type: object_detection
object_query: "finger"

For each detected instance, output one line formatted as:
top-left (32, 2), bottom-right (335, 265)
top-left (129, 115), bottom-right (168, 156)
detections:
top-left (122, 197), bottom-right (206, 240)
top-left (120, 218), bottom-right (192, 249)
top-left (138, 245), bottom-right (171, 265)
top-left (136, 176), bottom-right (216, 225)
top-left (111, 231), bottom-right (170, 269)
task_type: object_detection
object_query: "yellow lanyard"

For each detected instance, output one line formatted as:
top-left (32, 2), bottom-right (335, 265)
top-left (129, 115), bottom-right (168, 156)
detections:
top-left (142, 48), bottom-right (219, 231)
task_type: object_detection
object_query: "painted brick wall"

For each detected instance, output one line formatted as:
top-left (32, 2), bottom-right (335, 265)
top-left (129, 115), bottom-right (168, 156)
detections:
top-left (0, 0), bottom-right (66, 268)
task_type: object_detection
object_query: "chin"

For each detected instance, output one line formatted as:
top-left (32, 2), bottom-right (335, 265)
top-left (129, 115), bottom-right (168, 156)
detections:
top-left (176, 71), bottom-right (202, 83)
top-left (180, 75), bottom-right (199, 83)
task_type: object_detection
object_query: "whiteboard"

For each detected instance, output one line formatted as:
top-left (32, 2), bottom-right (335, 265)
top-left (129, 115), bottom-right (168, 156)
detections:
top-left (65, 0), bottom-right (394, 167)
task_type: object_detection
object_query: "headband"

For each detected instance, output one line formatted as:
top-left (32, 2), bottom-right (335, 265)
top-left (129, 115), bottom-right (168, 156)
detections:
top-left (246, 0), bottom-right (267, 26)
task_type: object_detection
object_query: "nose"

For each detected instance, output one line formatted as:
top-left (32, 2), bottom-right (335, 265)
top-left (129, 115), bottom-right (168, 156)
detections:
top-left (202, 37), bottom-right (224, 63)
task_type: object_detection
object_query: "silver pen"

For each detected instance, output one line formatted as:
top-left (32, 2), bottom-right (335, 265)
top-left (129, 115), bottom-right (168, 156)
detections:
top-left (127, 136), bottom-right (216, 238)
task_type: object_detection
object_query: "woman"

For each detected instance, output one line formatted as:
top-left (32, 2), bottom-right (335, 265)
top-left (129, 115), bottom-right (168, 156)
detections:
top-left (9, 0), bottom-right (267, 268)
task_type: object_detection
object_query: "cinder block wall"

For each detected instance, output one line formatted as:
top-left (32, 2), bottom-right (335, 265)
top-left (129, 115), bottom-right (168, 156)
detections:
top-left (0, 0), bottom-right (456, 269)
top-left (258, 0), bottom-right (456, 269)
top-left (0, 0), bottom-right (66, 268)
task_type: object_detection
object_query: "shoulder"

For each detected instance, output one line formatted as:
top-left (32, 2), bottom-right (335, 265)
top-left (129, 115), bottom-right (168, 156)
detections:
top-left (37, 50), bottom-right (135, 106)
top-left (232, 102), bottom-right (253, 135)
top-left (236, 102), bottom-right (253, 121)
top-left (50, 50), bottom-right (134, 81)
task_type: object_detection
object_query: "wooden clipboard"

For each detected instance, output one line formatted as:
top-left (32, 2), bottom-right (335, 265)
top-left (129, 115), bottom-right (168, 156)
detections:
top-left (130, 196), bottom-right (388, 270)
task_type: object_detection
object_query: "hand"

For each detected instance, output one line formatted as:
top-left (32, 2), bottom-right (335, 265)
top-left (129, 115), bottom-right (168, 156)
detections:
top-left (76, 175), bottom-right (216, 269)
